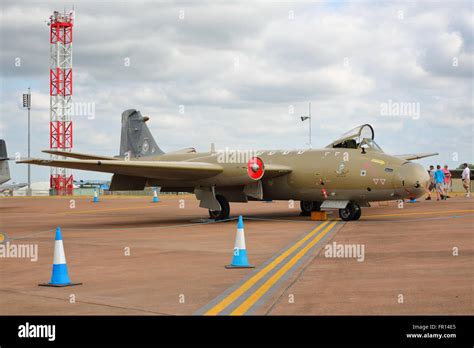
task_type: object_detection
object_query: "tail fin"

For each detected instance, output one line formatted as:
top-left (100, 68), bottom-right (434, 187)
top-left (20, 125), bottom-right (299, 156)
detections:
top-left (0, 139), bottom-right (11, 184)
top-left (119, 109), bottom-right (164, 158)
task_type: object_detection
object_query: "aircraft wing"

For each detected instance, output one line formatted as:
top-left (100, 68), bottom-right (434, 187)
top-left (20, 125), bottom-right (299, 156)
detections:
top-left (18, 158), bottom-right (223, 181)
top-left (42, 150), bottom-right (118, 161)
top-left (394, 152), bottom-right (439, 161)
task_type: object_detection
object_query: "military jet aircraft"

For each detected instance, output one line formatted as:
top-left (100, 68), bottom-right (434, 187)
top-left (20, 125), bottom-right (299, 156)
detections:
top-left (19, 109), bottom-right (437, 221)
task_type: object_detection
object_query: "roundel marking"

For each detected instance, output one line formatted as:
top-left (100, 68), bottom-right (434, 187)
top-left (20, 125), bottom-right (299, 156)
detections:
top-left (142, 140), bottom-right (149, 154)
top-left (247, 157), bottom-right (264, 180)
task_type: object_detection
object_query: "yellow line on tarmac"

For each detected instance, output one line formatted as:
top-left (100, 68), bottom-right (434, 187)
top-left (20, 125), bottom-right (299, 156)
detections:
top-left (364, 209), bottom-right (474, 219)
top-left (230, 221), bottom-right (338, 315)
top-left (204, 221), bottom-right (330, 315)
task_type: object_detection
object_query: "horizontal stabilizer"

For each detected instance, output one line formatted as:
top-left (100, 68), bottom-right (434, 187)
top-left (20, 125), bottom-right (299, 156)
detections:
top-left (166, 147), bottom-right (197, 155)
top-left (18, 158), bottom-right (223, 181)
top-left (395, 152), bottom-right (439, 161)
top-left (42, 150), bottom-right (118, 161)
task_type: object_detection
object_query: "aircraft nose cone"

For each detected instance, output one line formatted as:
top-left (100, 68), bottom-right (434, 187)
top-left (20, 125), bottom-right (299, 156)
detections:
top-left (396, 162), bottom-right (429, 197)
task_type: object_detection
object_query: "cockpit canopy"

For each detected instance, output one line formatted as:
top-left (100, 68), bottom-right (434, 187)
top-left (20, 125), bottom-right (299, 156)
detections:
top-left (326, 124), bottom-right (383, 152)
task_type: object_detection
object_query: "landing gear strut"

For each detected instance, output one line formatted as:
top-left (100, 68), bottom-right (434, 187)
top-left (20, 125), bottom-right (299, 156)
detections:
top-left (339, 201), bottom-right (361, 221)
top-left (300, 201), bottom-right (321, 216)
top-left (209, 195), bottom-right (230, 220)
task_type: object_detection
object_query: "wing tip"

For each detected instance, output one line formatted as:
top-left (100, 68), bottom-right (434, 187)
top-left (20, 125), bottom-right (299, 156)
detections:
top-left (16, 158), bottom-right (35, 164)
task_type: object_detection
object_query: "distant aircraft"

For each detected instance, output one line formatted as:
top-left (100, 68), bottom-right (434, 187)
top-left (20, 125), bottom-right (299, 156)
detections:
top-left (0, 140), bottom-right (27, 195)
top-left (19, 109), bottom-right (437, 221)
top-left (0, 182), bottom-right (28, 195)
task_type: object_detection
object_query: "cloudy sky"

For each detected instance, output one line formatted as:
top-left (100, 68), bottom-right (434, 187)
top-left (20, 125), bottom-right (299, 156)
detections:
top-left (1, 0), bottom-right (473, 183)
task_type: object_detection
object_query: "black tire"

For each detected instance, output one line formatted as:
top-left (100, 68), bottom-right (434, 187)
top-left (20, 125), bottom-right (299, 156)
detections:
top-left (352, 204), bottom-right (362, 220)
top-left (312, 201), bottom-right (322, 212)
top-left (300, 201), bottom-right (313, 216)
top-left (300, 201), bottom-right (322, 216)
top-left (339, 202), bottom-right (361, 221)
top-left (209, 195), bottom-right (230, 220)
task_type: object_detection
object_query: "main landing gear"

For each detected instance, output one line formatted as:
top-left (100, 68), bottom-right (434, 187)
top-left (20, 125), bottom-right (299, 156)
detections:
top-left (338, 201), bottom-right (361, 221)
top-left (208, 195), bottom-right (230, 220)
top-left (299, 201), bottom-right (322, 216)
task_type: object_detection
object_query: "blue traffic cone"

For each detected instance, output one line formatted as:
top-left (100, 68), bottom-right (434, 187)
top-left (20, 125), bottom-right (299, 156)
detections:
top-left (92, 188), bottom-right (99, 203)
top-left (152, 187), bottom-right (160, 203)
top-left (39, 227), bottom-right (81, 287)
top-left (225, 216), bottom-right (254, 269)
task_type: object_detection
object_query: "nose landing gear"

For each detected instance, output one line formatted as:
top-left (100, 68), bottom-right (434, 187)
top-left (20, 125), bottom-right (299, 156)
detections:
top-left (339, 201), bottom-right (361, 221)
top-left (208, 195), bottom-right (230, 220)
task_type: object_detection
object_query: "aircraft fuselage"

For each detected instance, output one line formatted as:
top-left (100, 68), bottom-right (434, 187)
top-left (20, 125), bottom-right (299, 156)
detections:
top-left (147, 147), bottom-right (429, 204)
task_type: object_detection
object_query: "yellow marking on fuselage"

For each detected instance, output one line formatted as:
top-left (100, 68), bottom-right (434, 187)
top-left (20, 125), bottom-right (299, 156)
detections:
top-left (371, 159), bottom-right (385, 165)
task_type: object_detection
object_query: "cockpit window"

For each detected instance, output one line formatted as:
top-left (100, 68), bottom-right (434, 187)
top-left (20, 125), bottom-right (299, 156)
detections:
top-left (326, 124), bottom-right (384, 152)
top-left (332, 139), bottom-right (358, 149)
top-left (360, 139), bottom-right (383, 152)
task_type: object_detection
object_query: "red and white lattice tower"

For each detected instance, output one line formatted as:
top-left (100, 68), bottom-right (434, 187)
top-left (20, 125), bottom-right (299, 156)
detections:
top-left (48, 10), bottom-right (74, 195)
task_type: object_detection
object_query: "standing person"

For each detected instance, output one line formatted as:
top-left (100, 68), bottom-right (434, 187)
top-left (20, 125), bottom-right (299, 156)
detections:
top-left (425, 165), bottom-right (436, 200)
top-left (443, 165), bottom-right (452, 198)
top-left (434, 165), bottom-right (446, 200)
top-left (461, 163), bottom-right (471, 198)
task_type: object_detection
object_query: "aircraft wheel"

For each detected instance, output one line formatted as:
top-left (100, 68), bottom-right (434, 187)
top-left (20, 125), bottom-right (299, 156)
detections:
top-left (300, 201), bottom-right (322, 216)
top-left (312, 201), bottom-right (322, 211)
top-left (339, 202), bottom-right (361, 221)
top-left (209, 195), bottom-right (230, 220)
top-left (352, 205), bottom-right (362, 220)
top-left (300, 201), bottom-right (314, 216)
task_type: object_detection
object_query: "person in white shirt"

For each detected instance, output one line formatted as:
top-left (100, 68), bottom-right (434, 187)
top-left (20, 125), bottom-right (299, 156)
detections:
top-left (461, 163), bottom-right (471, 198)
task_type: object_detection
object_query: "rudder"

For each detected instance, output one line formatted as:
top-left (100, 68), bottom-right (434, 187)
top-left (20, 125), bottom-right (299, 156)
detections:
top-left (119, 109), bottom-right (164, 158)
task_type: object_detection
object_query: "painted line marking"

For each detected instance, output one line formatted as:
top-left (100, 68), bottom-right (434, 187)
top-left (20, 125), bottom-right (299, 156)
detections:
top-left (204, 221), bottom-right (331, 315)
top-left (59, 205), bottom-right (162, 215)
top-left (230, 221), bottom-right (338, 315)
top-left (364, 209), bottom-right (474, 218)
top-left (0, 205), bottom-right (165, 217)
